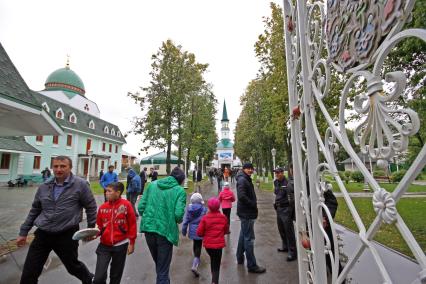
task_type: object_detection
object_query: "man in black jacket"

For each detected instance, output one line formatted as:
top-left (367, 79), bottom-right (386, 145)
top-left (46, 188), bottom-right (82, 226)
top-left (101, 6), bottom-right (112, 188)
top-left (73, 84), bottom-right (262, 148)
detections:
top-left (273, 166), bottom-right (297, 261)
top-left (139, 167), bottom-right (147, 195)
top-left (235, 163), bottom-right (266, 274)
top-left (17, 156), bottom-right (97, 284)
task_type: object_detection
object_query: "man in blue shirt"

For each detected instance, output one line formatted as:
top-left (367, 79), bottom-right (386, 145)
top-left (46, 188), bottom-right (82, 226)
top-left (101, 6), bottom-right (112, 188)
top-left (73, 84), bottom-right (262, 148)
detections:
top-left (100, 165), bottom-right (118, 202)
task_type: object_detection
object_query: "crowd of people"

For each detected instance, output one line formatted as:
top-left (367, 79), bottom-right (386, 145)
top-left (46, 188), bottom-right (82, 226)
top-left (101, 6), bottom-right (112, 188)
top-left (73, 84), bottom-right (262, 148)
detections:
top-left (16, 155), bottom-right (340, 284)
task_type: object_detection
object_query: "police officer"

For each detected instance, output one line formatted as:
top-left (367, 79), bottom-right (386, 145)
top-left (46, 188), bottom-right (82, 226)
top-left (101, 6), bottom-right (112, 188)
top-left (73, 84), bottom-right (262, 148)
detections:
top-left (273, 166), bottom-right (296, 261)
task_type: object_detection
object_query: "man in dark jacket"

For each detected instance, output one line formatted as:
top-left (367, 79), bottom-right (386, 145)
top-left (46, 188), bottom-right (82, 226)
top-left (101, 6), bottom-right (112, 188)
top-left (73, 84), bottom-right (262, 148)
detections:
top-left (17, 156), bottom-right (97, 284)
top-left (127, 168), bottom-right (142, 217)
top-left (139, 167), bottom-right (147, 195)
top-left (273, 166), bottom-right (297, 261)
top-left (235, 163), bottom-right (266, 274)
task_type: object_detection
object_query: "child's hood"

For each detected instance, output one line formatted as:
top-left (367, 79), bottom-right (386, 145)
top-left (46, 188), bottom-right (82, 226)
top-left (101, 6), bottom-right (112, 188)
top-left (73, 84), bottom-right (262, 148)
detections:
top-left (188, 203), bottom-right (205, 218)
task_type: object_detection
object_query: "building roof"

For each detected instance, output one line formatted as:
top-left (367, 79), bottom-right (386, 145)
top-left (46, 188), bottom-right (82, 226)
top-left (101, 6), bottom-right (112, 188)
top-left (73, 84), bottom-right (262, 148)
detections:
top-left (122, 150), bottom-right (137, 158)
top-left (0, 43), bottom-right (43, 109)
top-left (221, 100), bottom-right (229, 122)
top-left (0, 42), bottom-right (63, 136)
top-left (217, 138), bottom-right (234, 149)
top-left (33, 91), bottom-right (126, 144)
top-left (45, 64), bottom-right (85, 96)
top-left (340, 152), bottom-right (391, 164)
top-left (0, 137), bottom-right (40, 153)
top-left (140, 151), bottom-right (183, 164)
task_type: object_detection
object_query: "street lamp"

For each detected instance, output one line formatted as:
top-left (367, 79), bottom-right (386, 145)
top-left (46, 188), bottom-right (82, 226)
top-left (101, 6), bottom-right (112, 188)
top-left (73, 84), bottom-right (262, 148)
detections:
top-left (183, 149), bottom-right (188, 189)
top-left (201, 157), bottom-right (205, 177)
top-left (271, 148), bottom-right (276, 177)
top-left (250, 156), bottom-right (253, 164)
top-left (87, 150), bottom-right (93, 183)
top-left (195, 155), bottom-right (200, 193)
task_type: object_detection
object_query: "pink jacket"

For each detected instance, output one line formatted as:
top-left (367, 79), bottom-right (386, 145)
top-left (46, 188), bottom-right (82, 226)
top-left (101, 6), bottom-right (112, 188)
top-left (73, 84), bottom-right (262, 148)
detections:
top-left (218, 187), bottom-right (235, 209)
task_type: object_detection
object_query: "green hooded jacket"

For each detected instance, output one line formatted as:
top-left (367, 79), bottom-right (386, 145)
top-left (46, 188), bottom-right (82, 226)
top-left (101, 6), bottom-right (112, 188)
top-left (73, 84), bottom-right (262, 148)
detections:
top-left (138, 176), bottom-right (187, 246)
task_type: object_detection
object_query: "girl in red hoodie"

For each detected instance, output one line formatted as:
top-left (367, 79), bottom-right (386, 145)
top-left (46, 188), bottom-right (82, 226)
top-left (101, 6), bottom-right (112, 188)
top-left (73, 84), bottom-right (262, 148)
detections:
top-left (93, 182), bottom-right (137, 284)
top-left (197, 197), bottom-right (229, 284)
top-left (218, 182), bottom-right (235, 234)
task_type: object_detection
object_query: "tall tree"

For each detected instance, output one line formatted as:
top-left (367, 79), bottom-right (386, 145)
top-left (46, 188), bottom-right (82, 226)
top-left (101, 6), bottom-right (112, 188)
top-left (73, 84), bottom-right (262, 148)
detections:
top-left (129, 40), bottom-right (217, 174)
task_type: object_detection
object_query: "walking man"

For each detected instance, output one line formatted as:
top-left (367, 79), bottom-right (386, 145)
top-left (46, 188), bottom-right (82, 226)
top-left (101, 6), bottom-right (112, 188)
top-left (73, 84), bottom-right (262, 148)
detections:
top-left (17, 156), bottom-right (97, 284)
top-left (100, 165), bottom-right (118, 202)
top-left (138, 167), bottom-right (187, 284)
top-left (140, 167), bottom-right (147, 195)
top-left (236, 163), bottom-right (266, 273)
top-left (127, 168), bottom-right (142, 217)
top-left (273, 166), bottom-right (296, 261)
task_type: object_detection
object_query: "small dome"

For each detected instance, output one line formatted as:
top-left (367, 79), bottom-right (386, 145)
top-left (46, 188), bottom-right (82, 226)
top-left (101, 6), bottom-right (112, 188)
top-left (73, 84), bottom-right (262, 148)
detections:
top-left (44, 64), bottom-right (85, 96)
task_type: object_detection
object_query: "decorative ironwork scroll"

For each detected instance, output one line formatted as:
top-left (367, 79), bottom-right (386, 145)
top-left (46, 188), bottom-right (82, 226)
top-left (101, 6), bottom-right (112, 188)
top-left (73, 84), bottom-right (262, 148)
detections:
top-left (282, 0), bottom-right (426, 283)
top-left (326, 0), bottom-right (406, 71)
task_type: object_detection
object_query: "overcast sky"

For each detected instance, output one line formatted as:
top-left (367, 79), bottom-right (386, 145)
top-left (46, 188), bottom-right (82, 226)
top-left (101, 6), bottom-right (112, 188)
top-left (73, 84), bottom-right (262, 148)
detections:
top-left (0, 0), bottom-right (279, 158)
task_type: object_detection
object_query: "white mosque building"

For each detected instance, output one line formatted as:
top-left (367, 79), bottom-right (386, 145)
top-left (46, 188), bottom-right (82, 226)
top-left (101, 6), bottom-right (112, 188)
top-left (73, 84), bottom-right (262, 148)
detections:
top-left (211, 100), bottom-right (241, 169)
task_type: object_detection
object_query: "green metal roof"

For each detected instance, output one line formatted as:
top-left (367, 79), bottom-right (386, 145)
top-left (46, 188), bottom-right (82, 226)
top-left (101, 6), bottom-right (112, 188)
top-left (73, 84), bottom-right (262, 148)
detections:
top-left (45, 66), bottom-right (85, 96)
top-left (217, 138), bottom-right (233, 149)
top-left (32, 91), bottom-right (126, 144)
top-left (0, 137), bottom-right (40, 153)
top-left (221, 100), bottom-right (229, 122)
top-left (140, 151), bottom-right (183, 164)
top-left (0, 43), bottom-right (43, 110)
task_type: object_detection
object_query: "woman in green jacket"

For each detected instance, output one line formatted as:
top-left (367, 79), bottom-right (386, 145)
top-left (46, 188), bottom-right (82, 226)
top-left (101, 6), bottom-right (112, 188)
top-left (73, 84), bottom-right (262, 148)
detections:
top-left (138, 167), bottom-right (186, 284)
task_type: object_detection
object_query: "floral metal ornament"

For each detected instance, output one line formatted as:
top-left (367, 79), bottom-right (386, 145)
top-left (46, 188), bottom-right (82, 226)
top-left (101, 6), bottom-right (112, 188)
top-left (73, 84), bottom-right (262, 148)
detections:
top-left (326, 0), bottom-right (405, 71)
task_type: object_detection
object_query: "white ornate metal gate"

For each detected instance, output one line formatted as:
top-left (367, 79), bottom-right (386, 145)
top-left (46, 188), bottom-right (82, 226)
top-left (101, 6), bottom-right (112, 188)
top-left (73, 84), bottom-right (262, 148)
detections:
top-left (282, 0), bottom-right (426, 283)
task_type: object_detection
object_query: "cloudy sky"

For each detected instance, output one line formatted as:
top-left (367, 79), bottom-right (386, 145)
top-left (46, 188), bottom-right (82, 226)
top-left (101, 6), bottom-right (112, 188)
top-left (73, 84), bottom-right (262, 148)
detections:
top-left (0, 0), bottom-right (279, 158)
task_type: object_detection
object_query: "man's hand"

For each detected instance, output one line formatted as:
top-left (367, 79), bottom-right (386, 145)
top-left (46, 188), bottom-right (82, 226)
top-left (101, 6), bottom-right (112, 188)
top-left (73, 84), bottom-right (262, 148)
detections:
top-left (16, 236), bottom-right (27, 247)
top-left (127, 244), bottom-right (135, 255)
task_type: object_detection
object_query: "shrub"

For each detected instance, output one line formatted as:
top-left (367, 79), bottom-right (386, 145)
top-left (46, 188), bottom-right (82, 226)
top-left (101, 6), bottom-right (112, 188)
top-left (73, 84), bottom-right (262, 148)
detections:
top-left (373, 170), bottom-right (386, 177)
top-left (351, 171), bottom-right (364, 183)
top-left (344, 171), bottom-right (352, 178)
top-left (390, 170), bottom-right (407, 183)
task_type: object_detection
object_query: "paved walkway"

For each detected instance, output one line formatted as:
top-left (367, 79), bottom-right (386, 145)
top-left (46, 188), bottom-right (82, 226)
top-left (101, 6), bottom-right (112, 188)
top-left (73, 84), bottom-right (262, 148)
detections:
top-left (0, 180), bottom-right (298, 284)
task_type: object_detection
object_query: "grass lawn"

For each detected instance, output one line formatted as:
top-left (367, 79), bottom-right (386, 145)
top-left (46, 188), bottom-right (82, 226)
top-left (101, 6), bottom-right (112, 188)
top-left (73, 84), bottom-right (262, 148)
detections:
top-left (335, 197), bottom-right (426, 258)
top-left (330, 181), bottom-right (426, 193)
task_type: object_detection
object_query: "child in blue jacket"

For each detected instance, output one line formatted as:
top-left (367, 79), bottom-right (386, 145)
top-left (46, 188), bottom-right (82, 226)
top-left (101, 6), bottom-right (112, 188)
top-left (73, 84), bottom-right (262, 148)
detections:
top-left (182, 192), bottom-right (207, 277)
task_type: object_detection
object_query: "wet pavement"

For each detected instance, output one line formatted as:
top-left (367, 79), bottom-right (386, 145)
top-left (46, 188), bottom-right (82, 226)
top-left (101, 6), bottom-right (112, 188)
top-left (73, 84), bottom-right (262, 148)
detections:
top-left (0, 180), bottom-right (298, 284)
top-left (1, 180), bottom-right (423, 283)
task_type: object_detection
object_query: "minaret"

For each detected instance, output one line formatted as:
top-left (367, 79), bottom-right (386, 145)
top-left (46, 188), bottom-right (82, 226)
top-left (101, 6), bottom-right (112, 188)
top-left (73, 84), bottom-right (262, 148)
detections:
top-left (221, 100), bottom-right (230, 140)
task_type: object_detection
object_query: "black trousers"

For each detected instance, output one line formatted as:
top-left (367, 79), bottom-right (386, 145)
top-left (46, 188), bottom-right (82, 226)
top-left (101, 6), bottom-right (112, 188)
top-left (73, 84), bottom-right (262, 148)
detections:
top-left (128, 192), bottom-right (139, 217)
top-left (276, 207), bottom-right (296, 256)
top-left (193, 239), bottom-right (202, 258)
top-left (93, 242), bottom-right (128, 284)
top-left (20, 226), bottom-right (93, 284)
top-left (222, 208), bottom-right (231, 230)
top-left (206, 248), bottom-right (222, 284)
top-left (145, 232), bottom-right (173, 284)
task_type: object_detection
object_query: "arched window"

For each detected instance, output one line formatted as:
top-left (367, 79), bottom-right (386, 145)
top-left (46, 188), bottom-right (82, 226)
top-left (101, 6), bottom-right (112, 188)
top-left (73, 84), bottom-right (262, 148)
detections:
top-left (69, 113), bottom-right (77, 123)
top-left (55, 108), bottom-right (64, 119)
top-left (42, 102), bottom-right (50, 112)
top-left (111, 128), bottom-right (115, 136)
top-left (117, 131), bottom-right (121, 138)
top-left (104, 126), bottom-right (109, 134)
top-left (89, 120), bottom-right (95, 129)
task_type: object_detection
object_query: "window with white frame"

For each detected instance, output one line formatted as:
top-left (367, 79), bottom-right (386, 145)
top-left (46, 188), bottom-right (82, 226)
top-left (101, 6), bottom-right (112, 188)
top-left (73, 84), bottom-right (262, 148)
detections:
top-left (117, 131), bottom-right (121, 137)
top-left (42, 102), bottom-right (50, 112)
top-left (55, 108), bottom-right (64, 119)
top-left (69, 113), bottom-right (77, 123)
top-left (104, 126), bottom-right (109, 134)
top-left (111, 128), bottom-right (115, 136)
top-left (89, 120), bottom-right (95, 129)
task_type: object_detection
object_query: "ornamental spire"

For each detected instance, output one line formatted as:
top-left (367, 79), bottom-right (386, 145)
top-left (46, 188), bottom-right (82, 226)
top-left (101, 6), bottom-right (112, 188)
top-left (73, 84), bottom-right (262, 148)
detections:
top-left (221, 99), bottom-right (229, 122)
top-left (65, 54), bottom-right (70, 69)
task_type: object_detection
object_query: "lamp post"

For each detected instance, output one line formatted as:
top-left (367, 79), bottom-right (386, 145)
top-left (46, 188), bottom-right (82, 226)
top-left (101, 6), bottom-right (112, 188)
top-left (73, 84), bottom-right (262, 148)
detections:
top-left (201, 157), bottom-right (205, 177)
top-left (86, 150), bottom-right (93, 183)
top-left (195, 155), bottom-right (200, 193)
top-left (196, 155), bottom-right (199, 170)
top-left (183, 149), bottom-right (188, 189)
top-left (271, 148), bottom-right (276, 186)
top-left (250, 156), bottom-right (253, 164)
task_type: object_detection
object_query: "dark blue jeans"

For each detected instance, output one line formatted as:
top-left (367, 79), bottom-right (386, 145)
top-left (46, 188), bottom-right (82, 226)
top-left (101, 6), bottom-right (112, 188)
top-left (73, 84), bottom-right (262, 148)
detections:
top-left (236, 218), bottom-right (257, 269)
top-left (145, 232), bottom-right (173, 284)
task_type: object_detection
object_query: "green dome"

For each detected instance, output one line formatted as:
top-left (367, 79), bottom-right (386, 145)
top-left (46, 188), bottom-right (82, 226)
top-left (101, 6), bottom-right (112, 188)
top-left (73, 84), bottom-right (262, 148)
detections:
top-left (217, 139), bottom-right (234, 149)
top-left (44, 65), bottom-right (85, 96)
